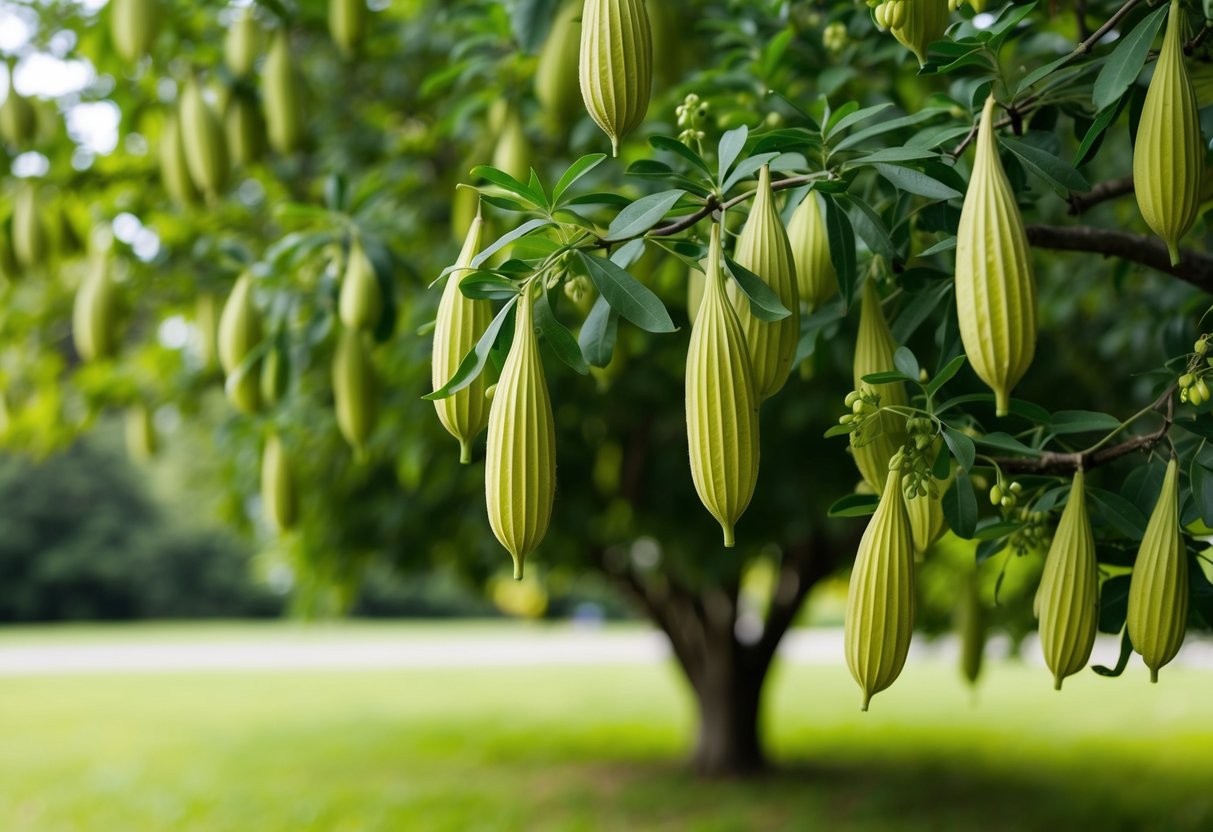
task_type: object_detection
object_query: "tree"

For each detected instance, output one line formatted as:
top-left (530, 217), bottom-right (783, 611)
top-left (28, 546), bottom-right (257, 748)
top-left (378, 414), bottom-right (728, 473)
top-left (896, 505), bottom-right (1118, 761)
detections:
top-left (2, 0), bottom-right (1213, 776)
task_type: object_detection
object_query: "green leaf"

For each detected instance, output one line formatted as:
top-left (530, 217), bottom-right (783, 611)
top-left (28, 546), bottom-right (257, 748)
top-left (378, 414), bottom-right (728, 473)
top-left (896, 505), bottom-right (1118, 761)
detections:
top-left (1015, 53), bottom-right (1076, 96)
top-left (470, 165), bottom-right (543, 207)
top-left (833, 107), bottom-right (949, 152)
top-left (649, 135), bottom-right (712, 176)
top-left (893, 346), bottom-right (919, 380)
top-left (553, 154), bottom-right (608, 206)
top-left (999, 137), bottom-right (1091, 193)
top-left (823, 195), bottom-right (857, 307)
top-left (458, 273), bottom-right (518, 301)
top-left (1092, 630), bottom-right (1135, 677)
top-left (1088, 487), bottom-right (1148, 540)
top-left (722, 152), bottom-right (780, 193)
top-left (872, 163), bottom-right (962, 200)
top-left (535, 286), bottom-right (588, 374)
top-left (943, 471), bottom-right (979, 539)
top-left (1049, 410), bottom-right (1122, 435)
top-left (1190, 458), bottom-right (1213, 526)
top-left (423, 296), bottom-right (518, 401)
top-left (1092, 4), bottom-right (1168, 111)
top-left (578, 294), bottom-right (619, 368)
top-left (724, 256), bottom-right (792, 321)
top-left (828, 493), bottom-right (880, 518)
top-left (984, 0), bottom-right (1038, 50)
top-left (1073, 99), bottom-right (1125, 167)
top-left (926, 355), bottom-right (967, 397)
top-left (839, 194), bottom-right (895, 261)
top-left (470, 219), bottom-right (553, 269)
top-left (943, 426), bottom-right (976, 472)
top-left (861, 370), bottom-right (912, 384)
top-left (973, 518), bottom-right (1024, 542)
top-left (918, 237), bottom-right (957, 257)
top-left (507, 0), bottom-right (560, 52)
top-left (973, 431), bottom-right (1042, 457)
top-left (604, 189), bottom-right (687, 241)
top-left (891, 279), bottom-right (952, 343)
top-left (841, 147), bottom-right (938, 167)
top-left (826, 103), bottom-right (893, 140)
top-left (576, 251), bottom-right (676, 333)
top-left (717, 125), bottom-right (749, 187)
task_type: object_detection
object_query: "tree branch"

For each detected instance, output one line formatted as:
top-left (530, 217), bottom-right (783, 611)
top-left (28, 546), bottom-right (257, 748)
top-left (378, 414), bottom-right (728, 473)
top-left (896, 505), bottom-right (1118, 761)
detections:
top-left (1066, 175), bottom-right (1134, 215)
top-left (1025, 224), bottom-right (1213, 292)
top-left (1072, 0), bottom-right (1146, 58)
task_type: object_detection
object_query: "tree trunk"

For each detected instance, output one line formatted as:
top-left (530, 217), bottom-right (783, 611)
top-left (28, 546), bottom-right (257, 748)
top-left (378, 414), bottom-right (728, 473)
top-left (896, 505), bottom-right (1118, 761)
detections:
top-left (689, 644), bottom-right (767, 777)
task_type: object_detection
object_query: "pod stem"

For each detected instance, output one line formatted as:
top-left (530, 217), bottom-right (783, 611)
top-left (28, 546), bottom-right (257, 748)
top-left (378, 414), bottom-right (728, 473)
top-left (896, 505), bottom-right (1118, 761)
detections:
top-left (459, 440), bottom-right (472, 465)
top-left (722, 523), bottom-right (735, 548)
top-left (511, 552), bottom-right (524, 582)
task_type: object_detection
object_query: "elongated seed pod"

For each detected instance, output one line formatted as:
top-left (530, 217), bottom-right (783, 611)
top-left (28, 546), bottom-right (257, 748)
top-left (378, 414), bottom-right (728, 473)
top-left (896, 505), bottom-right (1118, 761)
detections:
top-left (845, 466), bottom-right (916, 710)
top-left (263, 29), bottom-right (304, 154)
top-left (851, 278), bottom-right (908, 490)
top-left (1134, 0), bottom-right (1202, 266)
top-left (1037, 469), bottom-right (1099, 690)
top-left (261, 431), bottom-right (298, 532)
top-left (955, 95), bottom-right (1037, 417)
top-left (329, 0), bottom-right (368, 57)
top-left (195, 291), bottom-right (220, 373)
top-left (160, 111), bottom-right (198, 206)
top-left (687, 265), bottom-right (705, 325)
top-left (12, 184), bottom-right (47, 271)
top-left (0, 87), bottom-right (36, 148)
top-left (339, 236), bottom-right (383, 332)
top-left (1127, 456), bottom-right (1187, 682)
top-left (72, 257), bottom-right (119, 362)
top-left (125, 403), bottom-right (157, 463)
top-left (225, 9), bottom-right (260, 78)
top-left (485, 287), bottom-right (557, 579)
top-left (433, 214), bottom-right (491, 463)
top-left (224, 90), bottom-right (265, 167)
top-left (889, 0), bottom-right (948, 66)
top-left (787, 191), bottom-right (836, 311)
top-left (959, 567), bottom-right (986, 687)
top-left (686, 223), bottom-right (761, 547)
top-left (579, 0), bottom-right (653, 155)
top-left (491, 106), bottom-right (531, 182)
top-left (905, 479), bottom-right (946, 553)
top-left (179, 79), bottom-right (229, 198)
top-left (333, 328), bottom-right (378, 452)
top-left (111, 0), bottom-right (159, 64)
top-left (729, 165), bottom-right (800, 400)
top-left (536, 1), bottom-right (583, 130)
top-left (218, 274), bottom-right (263, 414)
top-left (260, 340), bottom-right (289, 407)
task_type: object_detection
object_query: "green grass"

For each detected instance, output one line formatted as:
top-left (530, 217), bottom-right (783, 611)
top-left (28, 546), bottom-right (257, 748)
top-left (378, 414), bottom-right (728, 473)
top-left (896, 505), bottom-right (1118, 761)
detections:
top-left (0, 625), bottom-right (1210, 831)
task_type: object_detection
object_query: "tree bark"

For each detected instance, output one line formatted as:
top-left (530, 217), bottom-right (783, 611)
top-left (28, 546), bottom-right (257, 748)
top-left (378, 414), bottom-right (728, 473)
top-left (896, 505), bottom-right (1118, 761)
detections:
top-left (688, 632), bottom-right (767, 777)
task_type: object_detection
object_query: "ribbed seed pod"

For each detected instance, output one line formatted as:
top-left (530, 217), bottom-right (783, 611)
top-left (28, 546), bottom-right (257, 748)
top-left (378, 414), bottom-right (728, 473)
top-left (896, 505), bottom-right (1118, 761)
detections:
top-left (906, 480), bottom-right (946, 554)
top-left (225, 9), bottom-right (260, 78)
top-left (195, 292), bottom-right (220, 373)
top-left (955, 95), bottom-right (1037, 417)
top-left (1133, 0), bottom-right (1202, 266)
top-left (110, 0), bottom-right (159, 64)
top-left (329, 0), bottom-right (368, 57)
top-left (224, 90), bottom-right (265, 167)
top-left (433, 214), bottom-right (491, 463)
top-left (260, 340), bottom-right (289, 408)
top-left (889, 0), bottom-right (948, 66)
top-left (845, 466), bottom-right (916, 711)
top-left (851, 278), bottom-right (908, 490)
top-left (218, 274), bottom-right (263, 415)
top-left (686, 223), bottom-right (761, 547)
top-left (1037, 469), bottom-right (1099, 690)
top-left (12, 184), bottom-right (47, 271)
top-left (261, 431), bottom-right (298, 533)
top-left (579, 0), bottom-right (653, 155)
top-left (729, 165), bottom-right (800, 401)
top-left (159, 112), bottom-right (198, 206)
top-left (338, 236), bottom-right (383, 332)
top-left (125, 403), bottom-right (157, 464)
top-left (1127, 456), bottom-right (1187, 682)
top-left (263, 30), bottom-right (304, 154)
top-left (536, 1), bottom-right (583, 130)
top-left (484, 286), bottom-right (557, 579)
top-left (0, 87), bottom-right (36, 148)
top-left (179, 79), bottom-right (229, 198)
top-left (958, 568), bottom-right (986, 687)
top-left (687, 265), bottom-right (705, 325)
top-left (491, 106), bottom-right (531, 182)
top-left (787, 191), bottom-right (836, 312)
top-left (333, 328), bottom-right (378, 453)
top-left (72, 257), bottom-right (119, 362)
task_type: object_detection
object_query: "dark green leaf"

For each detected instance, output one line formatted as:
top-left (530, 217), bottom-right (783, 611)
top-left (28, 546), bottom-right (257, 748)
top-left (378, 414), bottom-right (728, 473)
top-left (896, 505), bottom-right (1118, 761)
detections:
top-left (873, 163), bottom-right (962, 200)
top-left (943, 472), bottom-right (979, 539)
top-left (535, 286), bottom-right (588, 374)
top-left (553, 154), bottom-right (608, 205)
top-left (471, 219), bottom-right (553, 269)
top-left (861, 370), bottom-right (912, 385)
top-left (1000, 137), bottom-right (1091, 193)
top-left (839, 194), bottom-right (895, 260)
top-left (724, 256), bottom-right (792, 321)
top-left (423, 296), bottom-right (518, 400)
top-left (579, 293), bottom-right (619, 368)
top-left (470, 165), bottom-right (543, 206)
top-left (926, 355), bottom-right (967, 397)
top-left (943, 427), bottom-right (976, 472)
top-left (973, 431), bottom-right (1043, 456)
top-left (576, 251), bottom-right (676, 333)
top-left (507, 0), bottom-right (560, 52)
top-left (823, 195), bottom-right (857, 306)
top-left (458, 273), bottom-right (519, 301)
top-left (1092, 4), bottom-right (1168, 111)
top-left (826, 103), bottom-right (893, 140)
top-left (1190, 458), bottom-right (1213, 526)
top-left (717, 125), bottom-right (749, 186)
top-left (1049, 410), bottom-right (1122, 435)
top-left (1092, 629), bottom-right (1134, 676)
top-left (649, 135), bottom-right (712, 176)
top-left (605, 189), bottom-right (687, 241)
top-left (893, 346), bottom-right (919, 380)
top-left (1088, 487), bottom-right (1148, 540)
top-left (828, 493), bottom-right (881, 518)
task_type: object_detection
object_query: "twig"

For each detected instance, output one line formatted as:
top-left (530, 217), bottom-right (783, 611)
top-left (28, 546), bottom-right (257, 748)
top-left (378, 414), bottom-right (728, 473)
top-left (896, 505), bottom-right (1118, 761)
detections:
top-left (1024, 224), bottom-right (1213, 292)
top-left (1072, 0), bottom-right (1147, 58)
top-left (1066, 175), bottom-right (1134, 215)
top-left (1186, 23), bottom-right (1212, 55)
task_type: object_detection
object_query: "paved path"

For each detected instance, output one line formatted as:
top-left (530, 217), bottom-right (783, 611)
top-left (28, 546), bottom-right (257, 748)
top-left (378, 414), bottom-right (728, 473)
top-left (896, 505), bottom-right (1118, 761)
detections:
top-left (0, 626), bottom-right (1211, 675)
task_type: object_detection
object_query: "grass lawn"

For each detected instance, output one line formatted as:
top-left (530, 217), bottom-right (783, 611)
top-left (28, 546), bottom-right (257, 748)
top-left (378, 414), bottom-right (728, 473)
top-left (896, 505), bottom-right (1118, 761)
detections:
top-left (0, 623), bottom-right (1210, 831)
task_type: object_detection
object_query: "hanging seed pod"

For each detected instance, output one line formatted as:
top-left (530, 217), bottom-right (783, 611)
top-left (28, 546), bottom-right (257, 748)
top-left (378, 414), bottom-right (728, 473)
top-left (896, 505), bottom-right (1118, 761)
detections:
top-left (260, 339), bottom-right (289, 408)
top-left (338, 235), bottom-right (383, 332)
top-left (787, 191), bottom-right (836, 312)
top-left (110, 0), bottom-right (159, 64)
top-left (686, 223), bottom-right (761, 547)
top-left (125, 403), bottom-right (157, 464)
top-left (0, 86), bottom-right (36, 148)
top-left (729, 165), bottom-right (800, 401)
top-left (536, 1), bottom-right (583, 131)
top-left (178, 78), bottom-right (229, 198)
top-left (889, 0), bottom-right (948, 66)
top-left (329, 0), bottom-right (368, 58)
top-left (225, 9), bottom-right (260, 78)
top-left (159, 111), bottom-right (198, 207)
top-left (333, 328), bottom-right (378, 452)
top-left (195, 292), bottom-right (220, 373)
top-left (958, 568), bottom-right (986, 687)
top-left (905, 479), bottom-right (946, 554)
top-left (72, 256), bottom-right (120, 362)
top-left (1036, 468), bottom-right (1099, 690)
top-left (955, 95), bottom-right (1036, 417)
top-left (579, 0), bottom-right (653, 155)
top-left (485, 286), bottom-right (557, 579)
top-left (224, 90), bottom-right (265, 168)
top-left (845, 465), bottom-right (916, 711)
top-left (1127, 456), bottom-right (1187, 682)
top-left (851, 278), bottom-right (909, 490)
top-left (687, 265), bottom-right (705, 325)
top-left (263, 29), bottom-right (304, 155)
top-left (1134, 0), bottom-right (1202, 266)
top-left (491, 105), bottom-right (531, 182)
top-left (433, 213), bottom-right (491, 463)
top-left (12, 184), bottom-right (48, 271)
top-left (218, 274), bottom-right (263, 415)
top-left (261, 431), bottom-right (298, 533)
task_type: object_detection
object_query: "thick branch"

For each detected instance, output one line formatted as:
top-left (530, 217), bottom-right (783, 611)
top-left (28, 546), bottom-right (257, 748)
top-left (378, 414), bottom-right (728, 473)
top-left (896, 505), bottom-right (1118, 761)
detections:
top-left (1066, 175), bottom-right (1134, 215)
top-left (1025, 224), bottom-right (1213, 292)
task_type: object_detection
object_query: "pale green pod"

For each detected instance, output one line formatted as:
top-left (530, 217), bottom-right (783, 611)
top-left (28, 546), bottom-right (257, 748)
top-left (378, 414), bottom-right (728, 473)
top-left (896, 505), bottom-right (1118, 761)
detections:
top-left (218, 274), bottom-right (263, 414)
top-left (224, 90), bottom-right (265, 168)
top-left (889, 0), bottom-right (948, 66)
top-left (845, 467), bottom-right (916, 711)
top-left (1126, 456), bottom-right (1187, 682)
top-left (195, 291), bottom-right (220, 373)
top-left (433, 214), bottom-right (491, 463)
top-left (263, 29), bottom-right (304, 155)
top-left (125, 403), bottom-right (157, 464)
top-left (72, 256), bottom-right (120, 362)
top-left (12, 184), bottom-right (48, 271)
top-left (729, 165), bottom-right (800, 401)
top-left (687, 265), bottom-right (705, 325)
top-left (333, 328), bottom-right (378, 452)
top-left (484, 286), bottom-right (557, 579)
top-left (160, 111), bottom-right (199, 206)
top-left (338, 236), bottom-right (383, 332)
top-left (225, 9), bottom-right (260, 78)
top-left (111, 0), bottom-right (159, 64)
top-left (261, 431), bottom-right (298, 533)
top-left (905, 480), bottom-right (946, 554)
top-left (786, 191), bottom-right (836, 312)
top-left (329, 0), bottom-right (368, 57)
top-left (491, 106), bottom-right (531, 182)
top-left (686, 222), bottom-right (761, 547)
top-left (535, 1), bottom-right (583, 130)
top-left (260, 340), bottom-right (289, 408)
top-left (0, 87), bottom-right (36, 148)
top-left (1134, 0), bottom-right (1202, 267)
top-left (179, 79), bottom-right (229, 198)
top-left (851, 278), bottom-right (908, 491)
top-left (955, 95), bottom-right (1037, 417)
top-left (1037, 468), bottom-right (1099, 690)
top-left (579, 0), bottom-right (653, 155)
